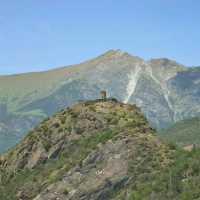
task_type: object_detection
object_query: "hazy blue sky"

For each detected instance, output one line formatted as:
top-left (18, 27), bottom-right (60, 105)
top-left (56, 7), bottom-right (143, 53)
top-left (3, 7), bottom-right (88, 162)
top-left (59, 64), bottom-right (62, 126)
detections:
top-left (0, 0), bottom-right (200, 74)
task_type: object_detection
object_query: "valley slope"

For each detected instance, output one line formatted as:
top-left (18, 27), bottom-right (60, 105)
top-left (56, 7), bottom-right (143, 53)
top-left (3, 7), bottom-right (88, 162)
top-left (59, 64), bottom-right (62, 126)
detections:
top-left (159, 117), bottom-right (200, 146)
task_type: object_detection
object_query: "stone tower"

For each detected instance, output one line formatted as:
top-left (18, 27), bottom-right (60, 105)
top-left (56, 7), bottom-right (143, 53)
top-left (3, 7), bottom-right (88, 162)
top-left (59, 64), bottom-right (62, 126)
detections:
top-left (100, 90), bottom-right (107, 100)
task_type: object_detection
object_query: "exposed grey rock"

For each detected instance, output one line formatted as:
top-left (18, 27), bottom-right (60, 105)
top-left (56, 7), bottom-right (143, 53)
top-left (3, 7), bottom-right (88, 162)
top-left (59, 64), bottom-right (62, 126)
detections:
top-left (33, 137), bottom-right (136, 200)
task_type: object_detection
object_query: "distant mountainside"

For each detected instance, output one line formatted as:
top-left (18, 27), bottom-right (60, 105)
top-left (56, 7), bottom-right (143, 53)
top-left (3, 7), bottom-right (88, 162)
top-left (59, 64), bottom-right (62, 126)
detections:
top-left (1, 49), bottom-right (200, 151)
top-left (1, 99), bottom-right (200, 200)
top-left (159, 117), bottom-right (200, 146)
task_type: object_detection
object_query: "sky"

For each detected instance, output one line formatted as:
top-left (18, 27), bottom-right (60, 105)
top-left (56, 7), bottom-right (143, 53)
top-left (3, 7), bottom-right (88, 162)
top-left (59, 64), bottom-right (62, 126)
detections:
top-left (0, 0), bottom-right (200, 75)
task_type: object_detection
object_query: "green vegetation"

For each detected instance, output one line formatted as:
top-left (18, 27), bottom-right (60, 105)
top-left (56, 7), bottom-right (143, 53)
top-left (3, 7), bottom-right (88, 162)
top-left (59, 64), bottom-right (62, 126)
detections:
top-left (1, 100), bottom-right (200, 200)
top-left (159, 117), bottom-right (200, 146)
top-left (114, 147), bottom-right (200, 200)
top-left (0, 67), bottom-right (74, 112)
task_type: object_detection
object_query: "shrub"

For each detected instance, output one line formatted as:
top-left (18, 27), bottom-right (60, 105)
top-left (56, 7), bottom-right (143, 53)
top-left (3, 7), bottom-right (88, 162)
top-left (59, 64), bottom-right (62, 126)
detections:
top-left (53, 122), bottom-right (60, 128)
top-left (58, 127), bottom-right (63, 133)
top-left (63, 188), bottom-right (69, 195)
top-left (60, 116), bottom-right (66, 124)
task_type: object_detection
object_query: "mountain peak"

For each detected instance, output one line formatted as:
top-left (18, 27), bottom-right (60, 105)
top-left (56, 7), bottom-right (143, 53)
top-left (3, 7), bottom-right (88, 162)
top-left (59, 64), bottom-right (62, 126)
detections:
top-left (103, 49), bottom-right (127, 56)
top-left (100, 49), bottom-right (136, 59)
top-left (98, 49), bottom-right (143, 63)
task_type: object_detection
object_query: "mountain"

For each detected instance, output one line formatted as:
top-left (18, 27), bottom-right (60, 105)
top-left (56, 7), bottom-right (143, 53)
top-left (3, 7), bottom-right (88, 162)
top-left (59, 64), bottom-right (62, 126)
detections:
top-left (1, 99), bottom-right (200, 200)
top-left (159, 117), bottom-right (200, 146)
top-left (1, 49), bottom-right (200, 151)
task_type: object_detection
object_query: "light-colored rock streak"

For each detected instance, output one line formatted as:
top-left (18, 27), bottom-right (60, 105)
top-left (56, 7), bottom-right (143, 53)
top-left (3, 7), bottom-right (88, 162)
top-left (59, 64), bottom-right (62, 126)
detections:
top-left (145, 63), bottom-right (176, 121)
top-left (124, 64), bottom-right (141, 103)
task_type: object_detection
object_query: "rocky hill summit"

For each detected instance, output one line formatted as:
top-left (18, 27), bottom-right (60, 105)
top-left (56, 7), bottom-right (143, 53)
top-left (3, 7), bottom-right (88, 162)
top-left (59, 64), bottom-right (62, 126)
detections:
top-left (1, 99), bottom-right (200, 200)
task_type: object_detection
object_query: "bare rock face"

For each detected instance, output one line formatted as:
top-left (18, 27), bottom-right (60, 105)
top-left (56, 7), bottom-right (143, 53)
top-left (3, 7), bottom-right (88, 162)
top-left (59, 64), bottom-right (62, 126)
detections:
top-left (26, 142), bottom-right (48, 169)
top-left (0, 99), bottom-right (173, 200)
top-left (34, 138), bottom-right (131, 200)
top-left (33, 133), bottom-right (170, 200)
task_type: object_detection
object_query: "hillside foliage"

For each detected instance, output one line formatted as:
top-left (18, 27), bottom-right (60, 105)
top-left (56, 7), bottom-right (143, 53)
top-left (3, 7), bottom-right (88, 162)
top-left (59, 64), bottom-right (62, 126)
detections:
top-left (1, 100), bottom-right (200, 200)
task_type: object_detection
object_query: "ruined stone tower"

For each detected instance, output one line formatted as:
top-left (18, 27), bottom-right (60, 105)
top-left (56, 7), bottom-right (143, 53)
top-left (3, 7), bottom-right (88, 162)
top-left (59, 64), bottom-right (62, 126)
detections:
top-left (100, 90), bottom-right (107, 100)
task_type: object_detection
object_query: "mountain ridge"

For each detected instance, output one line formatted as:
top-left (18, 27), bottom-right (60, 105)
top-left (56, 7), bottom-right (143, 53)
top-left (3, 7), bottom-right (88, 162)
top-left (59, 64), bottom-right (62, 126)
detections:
top-left (1, 49), bottom-right (200, 152)
top-left (0, 49), bottom-right (188, 77)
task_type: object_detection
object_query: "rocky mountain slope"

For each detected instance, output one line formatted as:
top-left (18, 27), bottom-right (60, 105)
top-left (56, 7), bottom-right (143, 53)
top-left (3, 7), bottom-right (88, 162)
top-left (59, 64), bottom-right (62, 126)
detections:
top-left (159, 117), bottom-right (200, 146)
top-left (1, 49), bottom-right (200, 151)
top-left (1, 99), bottom-right (200, 200)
